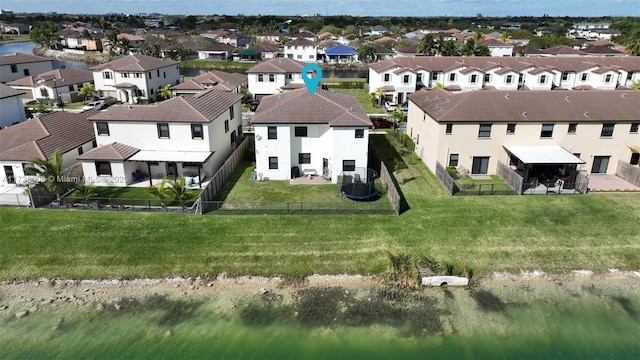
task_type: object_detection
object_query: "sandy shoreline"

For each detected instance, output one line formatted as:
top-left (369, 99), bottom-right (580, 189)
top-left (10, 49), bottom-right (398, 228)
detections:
top-left (1, 270), bottom-right (639, 318)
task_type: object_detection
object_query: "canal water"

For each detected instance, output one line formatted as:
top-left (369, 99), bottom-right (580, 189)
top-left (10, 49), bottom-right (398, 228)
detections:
top-left (1, 42), bottom-right (367, 78)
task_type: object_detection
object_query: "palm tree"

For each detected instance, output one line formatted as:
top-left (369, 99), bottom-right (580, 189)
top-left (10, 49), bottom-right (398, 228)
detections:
top-left (166, 176), bottom-right (193, 209)
top-left (625, 31), bottom-right (640, 55)
top-left (76, 184), bottom-right (97, 206)
top-left (357, 45), bottom-right (376, 63)
top-left (375, 88), bottom-right (385, 107)
top-left (78, 83), bottom-right (96, 101)
top-left (25, 150), bottom-right (75, 203)
top-left (417, 33), bottom-right (435, 55)
top-left (158, 84), bottom-right (173, 100)
top-left (148, 178), bottom-right (170, 210)
top-left (368, 92), bottom-right (377, 106)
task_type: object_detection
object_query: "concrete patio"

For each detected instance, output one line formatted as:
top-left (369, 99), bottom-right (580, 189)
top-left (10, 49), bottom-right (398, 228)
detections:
top-left (587, 174), bottom-right (640, 192)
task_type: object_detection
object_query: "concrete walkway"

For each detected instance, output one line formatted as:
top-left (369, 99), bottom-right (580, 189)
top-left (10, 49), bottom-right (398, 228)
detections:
top-left (587, 174), bottom-right (640, 192)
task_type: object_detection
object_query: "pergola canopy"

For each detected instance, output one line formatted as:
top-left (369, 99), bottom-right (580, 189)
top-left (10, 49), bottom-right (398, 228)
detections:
top-left (129, 150), bottom-right (213, 163)
top-left (504, 146), bottom-right (585, 164)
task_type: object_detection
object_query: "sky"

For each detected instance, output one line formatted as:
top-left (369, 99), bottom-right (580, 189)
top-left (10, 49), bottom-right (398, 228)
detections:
top-left (2, 0), bottom-right (639, 17)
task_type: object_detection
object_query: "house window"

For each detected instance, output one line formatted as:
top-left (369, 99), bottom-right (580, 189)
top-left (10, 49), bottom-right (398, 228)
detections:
top-left (150, 89), bottom-right (154, 95)
top-left (505, 75), bottom-right (513, 84)
top-left (122, 72), bottom-right (130, 78)
top-left (562, 72), bottom-right (569, 81)
top-left (229, 106), bottom-right (235, 120)
top-left (449, 73), bottom-right (456, 82)
top-left (630, 153), bottom-right (640, 166)
top-left (309, 55), bottom-right (314, 60)
top-left (157, 123), bottom-right (170, 138)
top-left (78, 146), bottom-right (84, 155)
top-left (403, 75), bottom-right (410, 83)
top-left (23, 69), bottom-right (29, 76)
top-left (92, 140), bottom-right (97, 148)
top-left (604, 74), bottom-right (612, 83)
top-left (568, 123), bottom-right (578, 134)
top-left (95, 161), bottom-right (112, 176)
top-left (484, 74), bottom-right (490, 83)
top-left (230, 130), bottom-right (237, 146)
top-left (148, 72), bottom-right (152, 79)
top-left (416, 134), bottom-right (419, 145)
top-left (600, 123), bottom-right (615, 137)
top-left (471, 157), bottom-right (490, 174)
top-left (163, 72), bottom-right (166, 79)
top-left (631, 123), bottom-right (639, 133)
top-left (258, 74), bottom-right (264, 82)
top-left (417, 74), bottom-right (422, 82)
top-left (96, 122), bottom-right (110, 136)
top-left (539, 75), bottom-right (547, 84)
top-left (431, 72), bottom-right (439, 81)
top-left (224, 119), bottom-right (229, 133)
top-left (269, 157), bottom-right (278, 169)
top-left (267, 126), bottom-right (277, 139)
top-left (478, 124), bottom-right (492, 138)
top-left (383, 74), bottom-right (390, 82)
top-left (40, 88), bottom-right (49, 98)
top-left (191, 124), bottom-right (203, 139)
top-left (68, 85), bottom-right (74, 91)
top-left (287, 73), bottom-right (293, 80)
top-left (294, 126), bottom-right (307, 137)
top-left (506, 123), bottom-right (516, 134)
top-left (591, 156), bottom-right (610, 173)
top-left (269, 74), bottom-right (275, 82)
top-left (103, 71), bottom-right (112, 79)
top-left (580, 73), bottom-right (588, 81)
top-left (343, 160), bottom-right (356, 172)
top-left (518, 74), bottom-right (524, 83)
top-left (157, 70), bottom-right (160, 77)
top-left (445, 123), bottom-right (453, 134)
top-left (355, 129), bottom-right (364, 138)
top-left (10, 64), bottom-right (17, 73)
top-left (298, 153), bottom-right (311, 164)
top-left (540, 123), bottom-right (554, 138)
top-left (296, 55), bottom-right (302, 59)
top-left (135, 73), bottom-right (142, 78)
top-left (470, 74), bottom-right (478, 84)
top-left (449, 154), bottom-right (459, 167)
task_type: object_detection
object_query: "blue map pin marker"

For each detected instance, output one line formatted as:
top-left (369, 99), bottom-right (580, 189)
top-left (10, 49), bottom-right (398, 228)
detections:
top-left (301, 63), bottom-right (322, 95)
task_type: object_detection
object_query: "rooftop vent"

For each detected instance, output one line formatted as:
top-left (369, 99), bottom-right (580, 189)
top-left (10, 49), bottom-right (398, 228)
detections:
top-left (505, 93), bottom-right (510, 98)
top-left (565, 96), bottom-right (570, 101)
top-left (522, 111), bottom-right (527, 116)
top-left (584, 111), bottom-right (589, 116)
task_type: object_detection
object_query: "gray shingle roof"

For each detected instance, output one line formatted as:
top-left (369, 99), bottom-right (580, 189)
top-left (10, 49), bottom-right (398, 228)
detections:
top-left (408, 88), bottom-right (640, 123)
top-left (0, 83), bottom-right (24, 99)
top-left (0, 52), bottom-right (53, 66)
top-left (246, 57), bottom-right (305, 74)
top-left (6, 68), bottom-right (93, 88)
top-left (251, 88), bottom-right (372, 128)
top-left (76, 142), bottom-right (139, 161)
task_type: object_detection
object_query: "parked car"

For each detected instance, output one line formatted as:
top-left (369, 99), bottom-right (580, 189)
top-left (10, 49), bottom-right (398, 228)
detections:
top-left (82, 100), bottom-right (105, 111)
top-left (249, 99), bottom-right (260, 112)
top-left (384, 101), bottom-right (397, 112)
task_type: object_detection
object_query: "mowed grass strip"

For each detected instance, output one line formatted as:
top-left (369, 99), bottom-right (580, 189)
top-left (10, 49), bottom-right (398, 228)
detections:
top-left (1, 134), bottom-right (640, 279)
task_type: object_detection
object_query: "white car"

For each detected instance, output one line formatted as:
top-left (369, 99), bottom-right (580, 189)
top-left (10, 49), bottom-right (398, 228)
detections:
top-left (82, 100), bottom-right (104, 111)
top-left (384, 101), bottom-right (397, 112)
top-left (422, 276), bottom-right (469, 287)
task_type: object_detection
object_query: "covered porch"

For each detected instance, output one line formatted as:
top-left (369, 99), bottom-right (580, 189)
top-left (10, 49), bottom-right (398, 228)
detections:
top-left (504, 145), bottom-right (587, 195)
top-left (128, 150), bottom-right (215, 189)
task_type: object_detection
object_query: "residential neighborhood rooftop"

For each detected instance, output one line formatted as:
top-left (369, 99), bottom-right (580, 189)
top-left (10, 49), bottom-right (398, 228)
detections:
top-left (90, 54), bottom-right (180, 71)
top-left (246, 57), bottom-right (305, 74)
top-left (0, 52), bottom-right (52, 65)
top-left (6, 68), bottom-right (93, 88)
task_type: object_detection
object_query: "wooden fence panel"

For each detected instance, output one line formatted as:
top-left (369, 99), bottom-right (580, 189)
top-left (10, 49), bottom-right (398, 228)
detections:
top-left (616, 160), bottom-right (640, 188)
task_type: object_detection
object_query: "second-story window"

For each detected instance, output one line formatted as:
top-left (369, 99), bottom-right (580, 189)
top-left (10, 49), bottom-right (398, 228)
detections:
top-left (269, 74), bottom-right (275, 82)
top-left (539, 75), bottom-right (547, 84)
top-left (505, 74), bottom-right (513, 84)
top-left (604, 74), bottom-right (612, 83)
top-left (562, 72), bottom-right (569, 81)
top-left (403, 75), bottom-right (410, 83)
top-left (478, 124), bottom-right (492, 138)
top-left (355, 129), bottom-right (364, 138)
top-left (506, 123), bottom-right (516, 134)
top-left (445, 123), bottom-right (453, 134)
top-left (258, 74), bottom-right (264, 82)
top-left (383, 74), bottom-right (390, 82)
top-left (103, 71), bottom-right (111, 79)
top-left (581, 73), bottom-right (588, 81)
top-left (229, 105), bottom-right (235, 120)
top-left (224, 120), bottom-right (229, 133)
top-left (96, 122), bottom-right (110, 136)
top-left (600, 123), bottom-right (615, 137)
top-left (470, 74), bottom-right (478, 84)
top-left (449, 73), bottom-right (456, 82)
top-left (157, 123), bottom-right (170, 138)
top-left (191, 124), bottom-right (203, 139)
top-left (267, 126), bottom-right (277, 139)
top-left (540, 123), bottom-right (554, 138)
top-left (294, 126), bottom-right (307, 137)
top-left (631, 123), bottom-right (639, 133)
top-left (568, 123), bottom-right (578, 134)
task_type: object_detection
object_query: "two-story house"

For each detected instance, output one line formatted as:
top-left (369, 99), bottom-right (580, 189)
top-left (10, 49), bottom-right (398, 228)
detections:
top-left (0, 110), bottom-right (97, 190)
top-left (7, 68), bottom-right (94, 103)
top-left (250, 88), bottom-right (373, 183)
top-left (77, 89), bottom-right (242, 187)
top-left (368, 56), bottom-right (640, 103)
top-left (0, 83), bottom-right (27, 128)
top-left (246, 58), bottom-right (305, 99)
top-left (406, 89), bottom-right (640, 188)
top-left (170, 70), bottom-right (247, 96)
top-left (0, 52), bottom-right (53, 83)
top-left (90, 54), bottom-right (181, 103)
top-left (283, 38), bottom-right (318, 63)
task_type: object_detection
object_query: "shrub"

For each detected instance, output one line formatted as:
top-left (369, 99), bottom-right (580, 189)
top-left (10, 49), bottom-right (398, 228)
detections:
top-left (446, 166), bottom-right (459, 179)
top-left (401, 134), bottom-right (415, 152)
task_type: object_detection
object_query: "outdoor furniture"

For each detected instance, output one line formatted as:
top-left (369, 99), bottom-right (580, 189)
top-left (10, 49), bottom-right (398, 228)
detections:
top-left (303, 169), bottom-right (317, 177)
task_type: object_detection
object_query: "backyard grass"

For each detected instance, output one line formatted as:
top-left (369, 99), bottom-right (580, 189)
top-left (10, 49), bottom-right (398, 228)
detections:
top-left (65, 186), bottom-right (201, 207)
top-left (0, 34), bottom-right (30, 44)
top-left (1, 133), bottom-right (639, 280)
top-left (332, 88), bottom-right (381, 114)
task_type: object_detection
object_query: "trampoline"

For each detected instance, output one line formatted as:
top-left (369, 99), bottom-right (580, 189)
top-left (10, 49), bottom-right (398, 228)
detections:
top-left (340, 168), bottom-right (379, 201)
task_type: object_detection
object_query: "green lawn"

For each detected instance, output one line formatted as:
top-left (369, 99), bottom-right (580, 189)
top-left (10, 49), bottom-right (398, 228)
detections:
top-left (333, 88), bottom-right (381, 114)
top-left (1, 134), bottom-right (640, 280)
top-left (0, 34), bottom-right (30, 44)
top-left (65, 186), bottom-right (201, 207)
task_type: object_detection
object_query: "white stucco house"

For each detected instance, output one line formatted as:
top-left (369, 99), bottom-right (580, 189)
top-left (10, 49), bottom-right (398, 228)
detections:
top-left (0, 52), bottom-right (53, 83)
top-left (246, 58), bottom-right (306, 99)
top-left (6, 68), bottom-right (94, 103)
top-left (283, 38), bottom-right (318, 63)
top-left (77, 89), bottom-right (242, 187)
top-left (476, 39), bottom-right (514, 57)
top-left (0, 84), bottom-right (27, 128)
top-left (90, 54), bottom-right (181, 104)
top-left (250, 88), bottom-right (373, 183)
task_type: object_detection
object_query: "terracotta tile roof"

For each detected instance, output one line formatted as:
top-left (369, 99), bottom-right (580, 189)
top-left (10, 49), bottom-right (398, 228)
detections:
top-left (0, 52), bottom-right (52, 66)
top-left (246, 57), bottom-right (305, 74)
top-left (170, 80), bottom-right (205, 91)
top-left (88, 89), bottom-right (241, 124)
top-left (373, 44), bottom-right (394, 54)
top-left (250, 44), bottom-right (279, 52)
top-left (542, 46), bottom-right (587, 55)
top-left (477, 39), bottom-right (514, 47)
top-left (0, 83), bottom-right (24, 99)
top-left (6, 68), bottom-right (93, 88)
top-left (76, 142), bottom-right (139, 161)
top-left (91, 54), bottom-right (179, 72)
top-left (251, 88), bottom-right (372, 128)
top-left (396, 45), bottom-right (419, 54)
top-left (117, 33), bottom-right (144, 42)
top-left (0, 110), bottom-right (97, 161)
top-left (583, 46), bottom-right (624, 55)
top-left (408, 88), bottom-right (640, 123)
